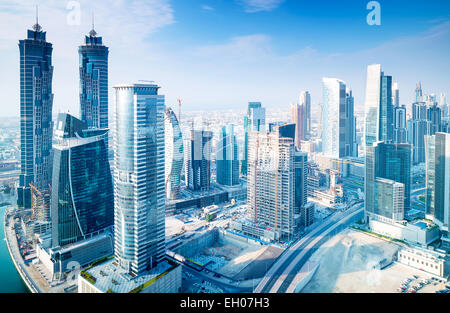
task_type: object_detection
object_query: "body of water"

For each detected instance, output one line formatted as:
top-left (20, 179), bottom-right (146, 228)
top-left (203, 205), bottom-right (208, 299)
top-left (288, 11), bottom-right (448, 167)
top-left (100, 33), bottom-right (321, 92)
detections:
top-left (0, 203), bottom-right (29, 293)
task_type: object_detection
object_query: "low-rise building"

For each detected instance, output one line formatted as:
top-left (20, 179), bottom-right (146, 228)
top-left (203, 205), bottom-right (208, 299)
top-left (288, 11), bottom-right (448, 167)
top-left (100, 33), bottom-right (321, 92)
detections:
top-left (397, 246), bottom-right (447, 278)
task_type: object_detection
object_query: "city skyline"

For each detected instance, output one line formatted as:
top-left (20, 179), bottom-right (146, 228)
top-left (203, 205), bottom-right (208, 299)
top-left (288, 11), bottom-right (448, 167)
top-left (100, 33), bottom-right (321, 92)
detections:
top-left (0, 0), bottom-right (449, 117)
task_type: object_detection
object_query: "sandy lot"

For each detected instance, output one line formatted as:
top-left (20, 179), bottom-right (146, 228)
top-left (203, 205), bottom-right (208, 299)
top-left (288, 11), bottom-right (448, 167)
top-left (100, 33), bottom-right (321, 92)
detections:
top-left (302, 228), bottom-right (447, 293)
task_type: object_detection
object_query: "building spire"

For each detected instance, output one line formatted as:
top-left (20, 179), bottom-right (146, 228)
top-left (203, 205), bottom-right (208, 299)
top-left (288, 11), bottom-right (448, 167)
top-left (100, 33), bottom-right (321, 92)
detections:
top-left (89, 13), bottom-right (97, 37)
top-left (32, 5), bottom-right (42, 32)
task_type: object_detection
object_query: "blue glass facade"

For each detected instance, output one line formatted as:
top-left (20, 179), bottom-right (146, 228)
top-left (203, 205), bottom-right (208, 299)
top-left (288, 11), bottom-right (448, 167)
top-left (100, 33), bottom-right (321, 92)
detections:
top-left (51, 114), bottom-right (113, 247)
top-left (242, 102), bottom-right (265, 176)
top-left (79, 29), bottom-right (109, 130)
top-left (17, 24), bottom-right (54, 209)
top-left (216, 125), bottom-right (239, 186)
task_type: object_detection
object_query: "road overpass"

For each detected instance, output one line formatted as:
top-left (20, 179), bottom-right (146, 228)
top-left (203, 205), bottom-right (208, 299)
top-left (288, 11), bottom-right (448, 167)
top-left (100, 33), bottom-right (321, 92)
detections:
top-left (254, 203), bottom-right (364, 293)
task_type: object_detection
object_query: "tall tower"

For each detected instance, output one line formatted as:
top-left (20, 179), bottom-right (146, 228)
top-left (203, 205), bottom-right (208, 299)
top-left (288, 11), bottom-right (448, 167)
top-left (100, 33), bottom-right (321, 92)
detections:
top-left (242, 102), bottom-right (266, 176)
top-left (364, 64), bottom-right (393, 147)
top-left (79, 22), bottom-right (109, 131)
top-left (185, 130), bottom-right (213, 191)
top-left (164, 107), bottom-right (184, 200)
top-left (299, 91), bottom-right (311, 137)
top-left (321, 77), bottom-right (347, 158)
top-left (113, 83), bottom-right (166, 275)
top-left (17, 15), bottom-right (54, 209)
top-left (216, 124), bottom-right (240, 186)
top-left (291, 103), bottom-right (305, 150)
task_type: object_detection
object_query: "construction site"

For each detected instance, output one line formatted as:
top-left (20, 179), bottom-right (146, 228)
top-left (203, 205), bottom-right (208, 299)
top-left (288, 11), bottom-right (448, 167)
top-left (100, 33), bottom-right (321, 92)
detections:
top-left (301, 228), bottom-right (448, 293)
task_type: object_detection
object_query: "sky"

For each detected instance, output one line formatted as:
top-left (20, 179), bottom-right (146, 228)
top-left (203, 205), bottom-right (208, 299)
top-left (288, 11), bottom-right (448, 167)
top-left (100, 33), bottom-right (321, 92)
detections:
top-left (0, 0), bottom-right (449, 117)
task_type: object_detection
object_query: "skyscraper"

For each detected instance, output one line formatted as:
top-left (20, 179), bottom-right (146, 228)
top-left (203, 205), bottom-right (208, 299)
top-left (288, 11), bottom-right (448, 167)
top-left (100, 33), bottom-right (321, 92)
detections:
top-left (164, 107), bottom-right (184, 200)
top-left (364, 64), bottom-right (394, 147)
top-left (415, 81), bottom-right (423, 103)
top-left (365, 142), bottom-right (412, 220)
top-left (113, 83), bottom-right (166, 274)
top-left (216, 125), bottom-right (239, 186)
top-left (17, 18), bottom-right (54, 209)
top-left (247, 125), bottom-right (295, 241)
top-left (51, 113), bottom-right (113, 247)
top-left (79, 24), bottom-right (109, 130)
top-left (409, 101), bottom-right (429, 164)
top-left (299, 91), bottom-right (311, 137)
top-left (321, 77), bottom-right (347, 158)
top-left (294, 150), bottom-right (308, 216)
top-left (345, 88), bottom-right (357, 157)
top-left (291, 103), bottom-right (305, 150)
top-left (393, 104), bottom-right (408, 143)
top-left (425, 132), bottom-right (450, 249)
top-left (185, 130), bottom-right (213, 191)
top-left (242, 102), bottom-right (266, 176)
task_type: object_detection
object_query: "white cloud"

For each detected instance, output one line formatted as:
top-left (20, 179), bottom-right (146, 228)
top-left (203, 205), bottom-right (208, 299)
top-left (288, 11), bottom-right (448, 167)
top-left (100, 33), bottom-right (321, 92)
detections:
top-left (237, 0), bottom-right (284, 13)
top-left (201, 5), bottom-right (214, 11)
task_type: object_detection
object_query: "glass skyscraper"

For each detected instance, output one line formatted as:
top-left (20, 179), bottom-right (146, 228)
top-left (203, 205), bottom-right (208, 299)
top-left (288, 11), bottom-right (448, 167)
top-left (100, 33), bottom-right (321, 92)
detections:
top-left (164, 107), bottom-right (184, 200)
top-left (216, 124), bottom-right (239, 186)
top-left (185, 130), bottom-right (213, 191)
top-left (364, 64), bottom-right (393, 147)
top-left (79, 26), bottom-right (109, 130)
top-left (17, 21), bottom-right (54, 209)
top-left (51, 113), bottom-right (113, 247)
top-left (113, 83), bottom-right (166, 275)
top-left (425, 132), bottom-right (450, 249)
top-left (242, 102), bottom-right (266, 176)
top-left (321, 77), bottom-right (347, 158)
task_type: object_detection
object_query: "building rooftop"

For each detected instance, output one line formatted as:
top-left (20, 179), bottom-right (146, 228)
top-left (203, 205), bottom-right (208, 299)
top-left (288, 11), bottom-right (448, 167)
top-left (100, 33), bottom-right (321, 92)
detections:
top-left (81, 258), bottom-right (176, 293)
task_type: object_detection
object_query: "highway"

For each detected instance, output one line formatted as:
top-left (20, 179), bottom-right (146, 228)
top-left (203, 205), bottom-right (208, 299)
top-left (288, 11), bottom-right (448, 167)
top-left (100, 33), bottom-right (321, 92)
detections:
top-left (254, 202), bottom-right (364, 293)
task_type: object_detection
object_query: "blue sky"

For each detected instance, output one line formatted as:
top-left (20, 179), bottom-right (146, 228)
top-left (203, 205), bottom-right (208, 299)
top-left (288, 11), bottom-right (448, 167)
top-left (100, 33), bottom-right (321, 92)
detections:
top-left (0, 0), bottom-right (449, 117)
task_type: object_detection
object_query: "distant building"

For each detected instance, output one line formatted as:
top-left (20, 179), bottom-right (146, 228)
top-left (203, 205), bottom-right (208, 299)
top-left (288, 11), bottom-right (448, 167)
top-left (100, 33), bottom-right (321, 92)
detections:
top-left (242, 102), bottom-right (266, 176)
top-left (216, 125), bottom-right (239, 186)
top-left (409, 101), bottom-right (429, 164)
top-left (185, 130), bottom-right (213, 191)
top-left (393, 104), bottom-right (408, 144)
top-left (425, 132), bottom-right (450, 250)
top-left (17, 20), bottom-right (54, 209)
top-left (164, 107), bottom-right (183, 200)
top-left (291, 102), bottom-right (306, 149)
top-left (321, 78), bottom-right (355, 158)
top-left (294, 150), bottom-right (308, 216)
top-left (364, 64), bottom-right (394, 147)
top-left (299, 91), bottom-right (311, 137)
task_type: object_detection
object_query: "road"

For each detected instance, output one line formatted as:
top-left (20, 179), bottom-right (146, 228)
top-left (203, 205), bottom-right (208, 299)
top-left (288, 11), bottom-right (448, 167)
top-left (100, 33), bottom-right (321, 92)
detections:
top-left (254, 202), bottom-right (364, 293)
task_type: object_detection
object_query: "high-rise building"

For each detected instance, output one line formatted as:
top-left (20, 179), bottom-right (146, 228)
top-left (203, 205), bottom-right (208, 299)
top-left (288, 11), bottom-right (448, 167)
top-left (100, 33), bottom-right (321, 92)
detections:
top-left (409, 101), bottom-right (429, 164)
top-left (242, 102), bottom-right (266, 176)
top-left (299, 91), bottom-right (311, 136)
top-left (393, 104), bottom-right (408, 143)
top-left (51, 113), bottom-right (113, 247)
top-left (415, 81), bottom-right (423, 103)
top-left (294, 150), bottom-right (308, 216)
top-left (374, 178), bottom-right (405, 222)
top-left (216, 125), bottom-right (239, 186)
top-left (291, 103), bottom-right (305, 149)
top-left (185, 130), bottom-right (213, 191)
top-left (79, 25), bottom-right (109, 130)
top-left (164, 107), bottom-right (183, 200)
top-left (364, 64), bottom-right (394, 147)
top-left (345, 88), bottom-right (358, 157)
top-left (17, 19), bottom-right (54, 209)
top-left (365, 142), bottom-right (412, 220)
top-left (247, 125), bottom-right (295, 240)
top-left (427, 104), bottom-right (442, 135)
top-left (113, 83), bottom-right (166, 274)
top-left (321, 77), bottom-right (350, 158)
top-left (425, 132), bottom-right (450, 249)
top-left (392, 82), bottom-right (400, 107)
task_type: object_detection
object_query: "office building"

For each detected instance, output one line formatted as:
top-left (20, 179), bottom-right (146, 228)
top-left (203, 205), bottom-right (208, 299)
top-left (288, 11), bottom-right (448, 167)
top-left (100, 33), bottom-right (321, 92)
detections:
top-left (409, 101), bottom-right (429, 164)
top-left (299, 91), bottom-right (311, 137)
top-left (345, 88), bottom-right (357, 157)
top-left (374, 178), bottom-right (405, 222)
top-left (322, 77), bottom-right (350, 158)
top-left (425, 132), bottom-right (450, 249)
top-left (242, 102), bottom-right (266, 176)
top-left (216, 125), bottom-right (239, 186)
top-left (164, 107), bottom-right (183, 200)
top-left (294, 150), bottom-right (308, 216)
top-left (185, 130), bottom-right (213, 191)
top-left (393, 104), bottom-right (408, 143)
top-left (291, 103), bottom-right (306, 150)
top-left (364, 64), bottom-right (394, 147)
top-left (79, 25), bottom-right (109, 130)
top-left (17, 19), bottom-right (53, 209)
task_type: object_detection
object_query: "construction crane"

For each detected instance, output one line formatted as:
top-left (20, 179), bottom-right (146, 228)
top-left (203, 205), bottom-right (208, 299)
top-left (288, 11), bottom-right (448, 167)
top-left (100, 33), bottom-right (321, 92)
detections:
top-left (29, 182), bottom-right (42, 196)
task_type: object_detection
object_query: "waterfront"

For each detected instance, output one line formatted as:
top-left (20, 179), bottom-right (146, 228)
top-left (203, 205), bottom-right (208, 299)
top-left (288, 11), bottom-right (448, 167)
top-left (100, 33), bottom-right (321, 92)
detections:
top-left (0, 200), bottom-right (29, 293)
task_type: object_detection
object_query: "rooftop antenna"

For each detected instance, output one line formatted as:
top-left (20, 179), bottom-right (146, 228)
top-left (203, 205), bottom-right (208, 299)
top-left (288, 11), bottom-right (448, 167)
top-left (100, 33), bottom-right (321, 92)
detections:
top-left (89, 12), bottom-right (97, 37)
top-left (32, 5), bottom-right (42, 32)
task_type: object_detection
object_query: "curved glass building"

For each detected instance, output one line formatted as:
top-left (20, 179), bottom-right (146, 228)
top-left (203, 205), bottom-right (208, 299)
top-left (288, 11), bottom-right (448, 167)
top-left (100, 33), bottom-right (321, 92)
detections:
top-left (164, 107), bottom-right (184, 200)
top-left (51, 114), bottom-right (113, 247)
top-left (113, 83), bottom-right (166, 275)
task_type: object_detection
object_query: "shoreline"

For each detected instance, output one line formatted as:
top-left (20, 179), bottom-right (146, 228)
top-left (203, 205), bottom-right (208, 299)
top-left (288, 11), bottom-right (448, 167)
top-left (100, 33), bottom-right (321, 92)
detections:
top-left (3, 209), bottom-right (39, 293)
